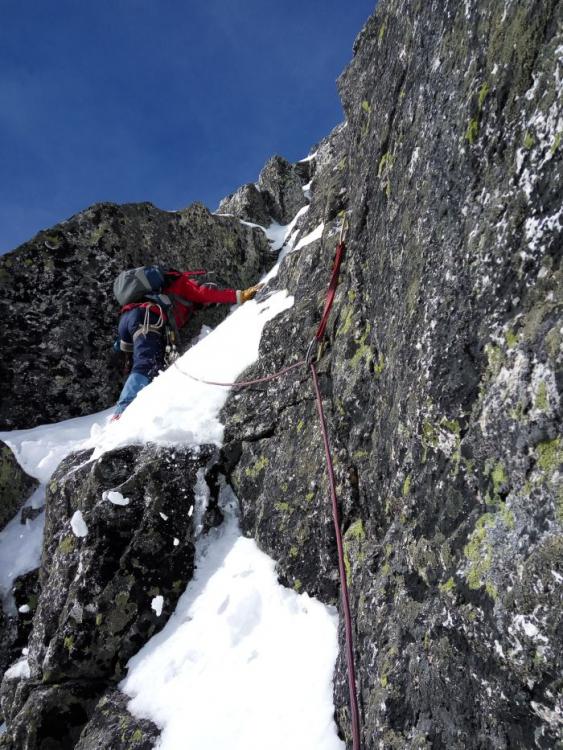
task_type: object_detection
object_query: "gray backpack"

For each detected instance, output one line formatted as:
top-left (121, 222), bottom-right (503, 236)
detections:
top-left (113, 266), bottom-right (169, 306)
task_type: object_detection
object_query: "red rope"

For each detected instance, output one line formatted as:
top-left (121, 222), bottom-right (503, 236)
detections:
top-left (174, 359), bottom-right (306, 388)
top-left (310, 362), bottom-right (361, 750)
top-left (315, 242), bottom-right (345, 341)
top-left (310, 229), bottom-right (361, 749)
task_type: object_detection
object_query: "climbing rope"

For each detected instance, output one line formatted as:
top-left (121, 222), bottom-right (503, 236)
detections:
top-left (310, 362), bottom-right (361, 750)
top-left (175, 358), bottom-right (306, 388)
top-left (175, 213), bottom-right (361, 748)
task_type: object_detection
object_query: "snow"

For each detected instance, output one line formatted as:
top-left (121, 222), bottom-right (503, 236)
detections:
top-left (71, 510), bottom-right (88, 538)
top-left (513, 615), bottom-right (546, 641)
top-left (0, 410), bottom-right (111, 484)
top-left (298, 150), bottom-right (317, 163)
top-left (225, 205), bottom-right (309, 254)
top-left (104, 490), bottom-right (130, 506)
top-left (4, 659), bottom-right (30, 680)
top-left (0, 485), bottom-right (46, 612)
top-left (151, 596), bottom-right (164, 617)
top-left (264, 205), bottom-right (309, 252)
top-left (302, 180), bottom-right (313, 200)
top-left (18, 604), bottom-right (30, 614)
top-left (122, 486), bottom-right (343, 750)
top-left (292, 223), bottom-right (324, 253)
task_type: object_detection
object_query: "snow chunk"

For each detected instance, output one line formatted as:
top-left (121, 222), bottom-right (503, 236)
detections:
top-left (103, 490), bottom-right (130, 506)
top-left (71, 511), bottom-right (88, 538)
top-left (151, 595), bottom-right (164, 617)
top-left (5, 659), bottom-right (30, 680)
top-left (18, 604), bottom-right (30, 614)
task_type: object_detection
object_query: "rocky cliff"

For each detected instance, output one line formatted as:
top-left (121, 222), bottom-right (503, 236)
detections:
top-left (1, 0), bottom-right (561, 748)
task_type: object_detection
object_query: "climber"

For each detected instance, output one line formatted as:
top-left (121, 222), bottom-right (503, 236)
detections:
top-left (112, 271), bottom-right (262, 418)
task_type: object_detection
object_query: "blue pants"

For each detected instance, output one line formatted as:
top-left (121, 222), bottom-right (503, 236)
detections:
top-left (115, 308), bottom-right (165, 414)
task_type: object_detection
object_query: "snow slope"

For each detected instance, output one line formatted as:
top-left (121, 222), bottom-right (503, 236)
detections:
top-left (123, 484), bottom-right (343, 750)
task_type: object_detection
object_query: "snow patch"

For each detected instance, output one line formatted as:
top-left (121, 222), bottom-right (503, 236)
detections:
top-left (0, 410), bottom-right (111, 484)
top-left (292, 223), bottom-right (324, 253)
top-left (298, 150), bottom-right (318, 163)
top-left (265, 204), bottom-right (309, 252)
top-left (71, 510), bottom-right (88, 538)
top-left (122, 486), bottom-right (343, 750)
top-left (4, 659), bottom-right (30, 680)
top-left (104, 490), bottom-right (130, 506)
top-left (192, 468), bottom-right (210, 538)
top-left (0, 486), bottom-right (46, 613)
top-left (151, 596), bottom-right (164, 617)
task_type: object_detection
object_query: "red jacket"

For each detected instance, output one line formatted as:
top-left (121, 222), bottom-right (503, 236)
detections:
top-left (121, 272), bottom-right (238, 330)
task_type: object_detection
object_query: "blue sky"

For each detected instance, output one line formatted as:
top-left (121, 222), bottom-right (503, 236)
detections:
top-left (1, 1), bottom-right (375, 253)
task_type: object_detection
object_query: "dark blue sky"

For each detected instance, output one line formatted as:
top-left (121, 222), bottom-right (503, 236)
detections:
top-left (1, 1), bottom-right (375, 253)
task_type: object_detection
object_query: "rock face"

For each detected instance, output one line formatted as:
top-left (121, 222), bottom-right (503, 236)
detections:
top-left (0, 443), bottom-right (217, 748)
top-left (217, 183), bottom-right (272, 226)
top-left (218, 155), bottom-right (308, 225)
top-left (74, 689), bottom-right (160, 750)
top-left (0, 201), bottom-right (273, 431)
top-left (1, 0), bottom-right (562, 748)
top-left (0, 441), bottom-right (38, 530)
top-left (222, 1), bottom-right (563, 748)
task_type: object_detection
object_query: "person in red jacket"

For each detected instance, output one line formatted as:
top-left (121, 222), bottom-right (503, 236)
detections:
top-left (113, 272), bottom-right (261, 418)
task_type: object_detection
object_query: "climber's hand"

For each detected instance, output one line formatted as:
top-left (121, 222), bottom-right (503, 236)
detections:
top-left (239, 284), bottom-right (264, 303)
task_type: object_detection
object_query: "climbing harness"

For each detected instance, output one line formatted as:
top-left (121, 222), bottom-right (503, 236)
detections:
top-left (175, 213), bottom-right (362, 749)
top-left (137, 303), bottom-right (165, 338)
